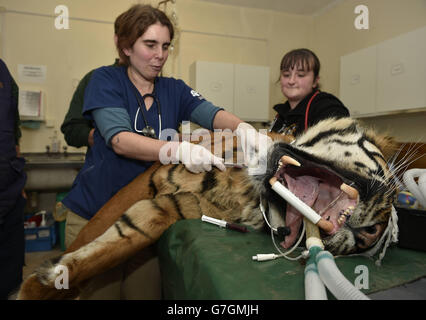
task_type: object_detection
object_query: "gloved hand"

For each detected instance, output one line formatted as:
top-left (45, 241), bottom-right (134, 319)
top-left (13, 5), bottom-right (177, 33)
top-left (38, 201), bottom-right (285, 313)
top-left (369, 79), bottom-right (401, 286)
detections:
top-left (235, 122), bottom-right (272, 173)
top-left (163, 141), bottom-right (226, 174)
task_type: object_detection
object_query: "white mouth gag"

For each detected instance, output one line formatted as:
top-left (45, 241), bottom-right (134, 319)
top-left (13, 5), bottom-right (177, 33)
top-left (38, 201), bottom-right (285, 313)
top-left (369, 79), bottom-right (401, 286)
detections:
top-left (269, 176), bottom-right (334, 233)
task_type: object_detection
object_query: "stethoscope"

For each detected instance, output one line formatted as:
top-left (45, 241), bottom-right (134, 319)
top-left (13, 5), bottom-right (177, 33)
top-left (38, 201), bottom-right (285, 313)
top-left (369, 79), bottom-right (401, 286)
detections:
top-left (133, 88), bottom-right (162, 140)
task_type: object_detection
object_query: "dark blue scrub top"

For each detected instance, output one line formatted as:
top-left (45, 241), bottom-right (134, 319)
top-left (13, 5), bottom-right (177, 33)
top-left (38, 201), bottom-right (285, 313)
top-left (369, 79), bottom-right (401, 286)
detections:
top-left (62, 65), bottom-right (205, 220)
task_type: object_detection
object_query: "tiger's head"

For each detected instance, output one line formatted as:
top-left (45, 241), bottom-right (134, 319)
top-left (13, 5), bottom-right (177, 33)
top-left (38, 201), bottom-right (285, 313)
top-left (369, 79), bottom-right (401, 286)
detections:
top-left (259, 117), bottom-right (398, 256)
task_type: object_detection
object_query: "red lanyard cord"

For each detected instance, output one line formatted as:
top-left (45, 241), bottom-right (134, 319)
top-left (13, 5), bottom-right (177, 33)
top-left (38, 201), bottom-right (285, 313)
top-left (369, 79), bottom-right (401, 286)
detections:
top-left (304, 91), bottom-right (320, 132)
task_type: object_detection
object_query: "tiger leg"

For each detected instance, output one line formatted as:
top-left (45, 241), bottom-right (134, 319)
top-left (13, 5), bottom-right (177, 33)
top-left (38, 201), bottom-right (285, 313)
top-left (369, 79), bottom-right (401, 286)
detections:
top-left (65, 162), bottom-right (163, 253)
top-left (17, 192), bottom-right (200, 300)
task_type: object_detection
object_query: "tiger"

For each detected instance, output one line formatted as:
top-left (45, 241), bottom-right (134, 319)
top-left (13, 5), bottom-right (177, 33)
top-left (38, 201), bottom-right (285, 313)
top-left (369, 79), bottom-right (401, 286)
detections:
top-left (17, 117), bottom-right (401, 300)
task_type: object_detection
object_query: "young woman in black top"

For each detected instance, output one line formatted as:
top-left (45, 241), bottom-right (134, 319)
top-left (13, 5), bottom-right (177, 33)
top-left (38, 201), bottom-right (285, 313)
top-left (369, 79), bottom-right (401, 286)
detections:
top-left (270, 48), bottom-right (349, 136)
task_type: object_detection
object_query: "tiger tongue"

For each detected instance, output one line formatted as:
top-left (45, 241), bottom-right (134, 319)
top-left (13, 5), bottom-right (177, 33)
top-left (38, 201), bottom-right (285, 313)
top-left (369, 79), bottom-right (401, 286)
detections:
top-left (281, 174), bottom-right (320, 249)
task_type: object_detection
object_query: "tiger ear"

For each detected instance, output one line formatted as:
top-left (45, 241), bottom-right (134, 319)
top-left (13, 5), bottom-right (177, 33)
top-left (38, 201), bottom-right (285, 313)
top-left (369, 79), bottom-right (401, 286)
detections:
top-left (368, 131), bottom-right (399, 161)
top-left (267, 132), bottom-right (295, 144)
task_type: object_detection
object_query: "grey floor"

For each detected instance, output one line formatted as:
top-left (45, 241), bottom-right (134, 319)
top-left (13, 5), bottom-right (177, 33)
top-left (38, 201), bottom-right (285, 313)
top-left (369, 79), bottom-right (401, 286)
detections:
top-left (8, 245), bottom-right (63, 300)
top-left (368, 277), bottom-right (426, 300)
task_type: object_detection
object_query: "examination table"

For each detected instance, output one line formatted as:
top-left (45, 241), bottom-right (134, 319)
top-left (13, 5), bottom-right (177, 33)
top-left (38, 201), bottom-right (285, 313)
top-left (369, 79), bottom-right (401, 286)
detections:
top-left (157, 219), bottom-right (426, 300)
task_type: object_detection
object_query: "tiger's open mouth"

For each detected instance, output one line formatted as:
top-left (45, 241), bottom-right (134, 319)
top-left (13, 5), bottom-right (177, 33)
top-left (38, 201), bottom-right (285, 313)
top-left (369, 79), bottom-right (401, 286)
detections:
top-left (272, 154), bottom-right (359, 249)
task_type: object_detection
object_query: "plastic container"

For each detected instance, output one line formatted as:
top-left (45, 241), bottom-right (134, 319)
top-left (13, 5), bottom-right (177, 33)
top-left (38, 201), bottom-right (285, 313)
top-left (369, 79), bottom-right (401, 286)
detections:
top-left (50, 130), bottom-right (61, 153)
top-left (24, 213), bottom-right (57, 252)
top-left (396, 206), bottom-right (426, 252)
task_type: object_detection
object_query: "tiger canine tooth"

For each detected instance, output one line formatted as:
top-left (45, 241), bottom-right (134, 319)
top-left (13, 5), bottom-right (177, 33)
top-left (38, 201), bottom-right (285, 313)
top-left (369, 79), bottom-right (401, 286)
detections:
top-left (340, 183), bottom-right (359, 200)
top-left (280, 155), bottom-right (301, 167)
top-left (317, 219), bottom-right (334, 233)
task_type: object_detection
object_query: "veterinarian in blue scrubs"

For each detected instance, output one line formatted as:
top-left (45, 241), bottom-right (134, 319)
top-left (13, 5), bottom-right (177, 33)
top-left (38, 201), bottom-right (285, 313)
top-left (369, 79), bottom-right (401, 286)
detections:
top-left (62, 4), bottom-right (266, 300)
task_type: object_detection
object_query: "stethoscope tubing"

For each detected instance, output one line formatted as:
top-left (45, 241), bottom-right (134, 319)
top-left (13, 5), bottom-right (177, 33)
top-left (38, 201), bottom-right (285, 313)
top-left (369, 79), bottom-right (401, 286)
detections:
top-left (134, 91), bottom-right (162, 139)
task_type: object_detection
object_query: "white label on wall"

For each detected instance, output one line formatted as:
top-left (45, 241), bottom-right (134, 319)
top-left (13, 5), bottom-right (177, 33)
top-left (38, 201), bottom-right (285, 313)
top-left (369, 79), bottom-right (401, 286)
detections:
top-left (18, 90), bottom-right (42, 117)
top-left (18, 64), bottom-right (47, 83)
top-left (351, 74), bottom-right (361, 85)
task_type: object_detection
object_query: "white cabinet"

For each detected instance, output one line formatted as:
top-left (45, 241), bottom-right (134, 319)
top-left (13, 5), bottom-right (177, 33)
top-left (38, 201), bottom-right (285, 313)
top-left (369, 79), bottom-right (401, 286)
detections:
top-left (340, 46), bottom-right (377, 117)
top-left (340, 26), bottom-right (426, 117)
top-left (376, 27), bottom-right (426, 112)
top-left (234, 64), bottom-right (270, 121)
top-left (190, 61), bottom-right (270, 121)
top-left (189, 61), bottom-right (234, 114)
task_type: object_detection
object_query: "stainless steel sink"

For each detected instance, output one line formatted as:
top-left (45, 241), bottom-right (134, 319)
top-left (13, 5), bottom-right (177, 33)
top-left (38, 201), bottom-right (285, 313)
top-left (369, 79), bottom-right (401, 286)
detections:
top-left (22, 152), bottom-right (85, 191)
top-left (23, 152), bottom-right (86, 167)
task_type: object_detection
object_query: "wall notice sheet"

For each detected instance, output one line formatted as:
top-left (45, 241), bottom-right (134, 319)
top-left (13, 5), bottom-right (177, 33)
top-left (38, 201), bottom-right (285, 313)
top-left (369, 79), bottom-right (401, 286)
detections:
top-left (19, 90), bottom-right (42, 118)
top-left (18, 64), bottom-right (47, 83)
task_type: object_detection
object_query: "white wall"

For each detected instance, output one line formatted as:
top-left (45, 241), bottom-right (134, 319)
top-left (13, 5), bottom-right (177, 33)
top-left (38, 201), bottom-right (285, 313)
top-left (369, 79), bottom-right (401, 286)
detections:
top-left (310, 0), bottom-right (426, 142)
top-left (0, 0), bottom-right (137, 152)
top-left (1, 0), bottom-right (425, 153)
top-left (0, 0), bottom-right (312, 152)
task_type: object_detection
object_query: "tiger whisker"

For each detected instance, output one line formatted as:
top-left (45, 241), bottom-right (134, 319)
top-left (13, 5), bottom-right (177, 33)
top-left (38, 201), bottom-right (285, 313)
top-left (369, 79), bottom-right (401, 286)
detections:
top-left (391, 142), bottom-right (423, 167)
top-left (387, 144), bottom-right (425, 186)
top-left (392, 153), bottom-right (425, 177)
top-left (390, 141), bottom-right (423, 164)
top-left (381, 150), bottom-right (426, 197)
top-left (389, 149), bottom-right (423, 174)
top-left (388, 143), bottom-right (408, 167)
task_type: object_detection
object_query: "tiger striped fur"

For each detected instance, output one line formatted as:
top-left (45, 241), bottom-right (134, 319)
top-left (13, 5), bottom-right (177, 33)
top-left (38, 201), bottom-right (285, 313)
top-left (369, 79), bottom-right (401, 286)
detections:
top-left (18, 117), bottom-right (401, 299)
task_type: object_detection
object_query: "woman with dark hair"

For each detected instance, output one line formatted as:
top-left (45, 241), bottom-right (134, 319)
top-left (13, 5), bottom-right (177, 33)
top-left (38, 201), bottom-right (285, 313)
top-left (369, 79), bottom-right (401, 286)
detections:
top-left (270, 48), bottom-right (350, 136)
top-left (61, 4), bottom-right (266, 299)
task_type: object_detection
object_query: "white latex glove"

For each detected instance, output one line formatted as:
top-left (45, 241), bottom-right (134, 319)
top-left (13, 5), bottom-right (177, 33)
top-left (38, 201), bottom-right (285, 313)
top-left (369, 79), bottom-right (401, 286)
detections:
top-left (168, 141), bottom-right (226, 174)
top-left (235, 122), bottom-right (272, 174)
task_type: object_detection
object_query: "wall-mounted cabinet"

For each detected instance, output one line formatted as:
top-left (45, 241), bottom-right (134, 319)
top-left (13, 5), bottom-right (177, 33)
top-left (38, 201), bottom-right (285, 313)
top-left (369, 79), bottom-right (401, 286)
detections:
top-left (340, 26), bottom-right (426, 117)
top-left (376, 27), bottom-right (426, 113)
top-left (190, 61), bottom-right (270, 121)
top-left (340, 46), bottom-right (377, 117)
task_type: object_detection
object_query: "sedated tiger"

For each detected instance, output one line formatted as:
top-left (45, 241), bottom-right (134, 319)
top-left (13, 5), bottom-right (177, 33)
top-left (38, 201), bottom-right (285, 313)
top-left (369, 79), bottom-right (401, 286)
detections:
top-left (18, 117), bottom-right (403, 299)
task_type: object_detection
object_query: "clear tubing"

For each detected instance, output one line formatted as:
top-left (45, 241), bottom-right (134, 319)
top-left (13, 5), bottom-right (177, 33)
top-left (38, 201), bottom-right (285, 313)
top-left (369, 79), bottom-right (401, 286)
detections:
top-left (316, 251), bottom-right (370, 300)
top-left (403, 169), bottom-right (426, 208)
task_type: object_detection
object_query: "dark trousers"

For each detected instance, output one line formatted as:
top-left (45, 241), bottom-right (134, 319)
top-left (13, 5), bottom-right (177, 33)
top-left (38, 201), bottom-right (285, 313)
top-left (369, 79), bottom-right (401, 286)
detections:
top-left (0, 195), bottom-right (26, 299)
